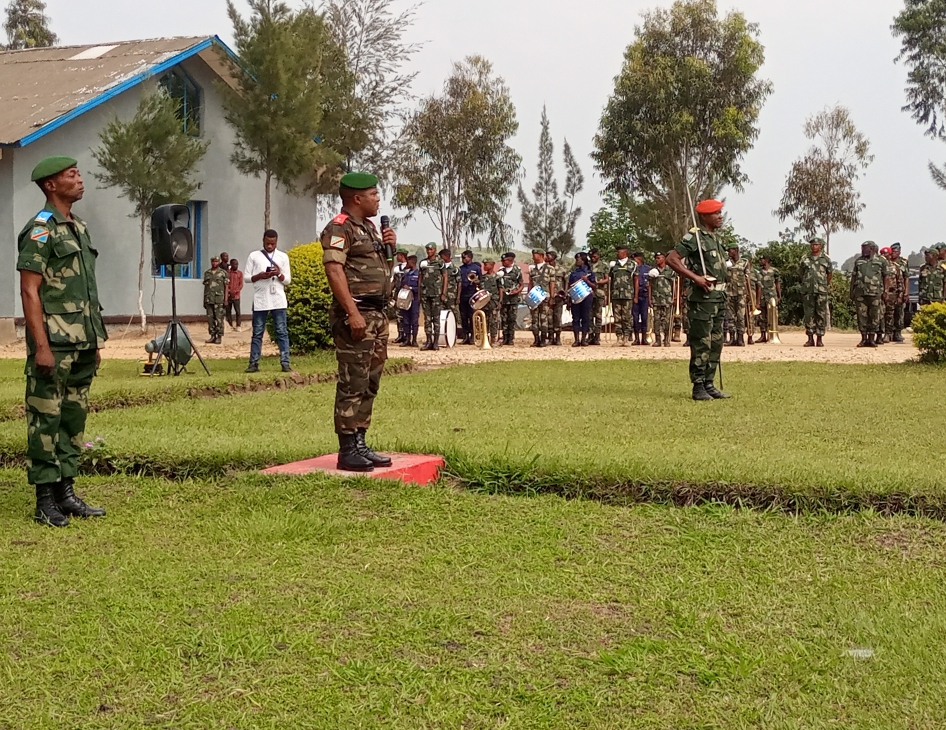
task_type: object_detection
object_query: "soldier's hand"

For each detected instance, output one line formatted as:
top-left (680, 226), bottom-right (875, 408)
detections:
top-left (694, 275), bottom-right (713, 293)
top-left (35, 347), bottom-right (55, 378)
top-left (348, 311), bottom-right (368, 341)
top-left (382, 228), bottom-right (397, 247)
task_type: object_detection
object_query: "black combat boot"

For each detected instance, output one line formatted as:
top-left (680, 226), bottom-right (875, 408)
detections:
top-left (538, 333), bottom-right (549, 348)
top-left (856, 333), bottom-right (867, 347)
top-left (759, 332), bottom-right (768, 343)
top-left (530, 333), bottom-right (541, 348)
top-left (816, 335), bottom-right (824, 347)
top-left (735, 333), bottom-right (746, 347)
top-left (34, 484), bottom-right (69, 527)
top-left (866, 333), bottom-right (878, 348)
top-left (337, 434), bottom-right (374, 472)
top-left (747, 334), bottom-right (754, 345)
top-left (555, 332), bottom-right (562, 346)
top-left (876, 332), bottom-right (886, 345)
top-left (580, 332), bottom-right (588, 347)
top-left (804, 334), bottom-right (815, 347)
top-left (652, 334), bottom-right (661, 347)
top-left (894, 331), bottom-right (904, 343)
top-left (393, 331), bottom-right (404, 344)
top-left (356, 429), bottom-right (392, 467)
top-left (704, 381), bottom-right (731, 399)
top-left (55, 478), bottom-right (106, 518)
top-left (692, 382), bottom-right (713, 401)
top-left (431, 339), bottom-right (440, 351)
top-left (572, 333), bottom-right (581, 347)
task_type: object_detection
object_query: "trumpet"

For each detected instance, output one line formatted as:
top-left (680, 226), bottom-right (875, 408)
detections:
top-left (468, 271), bottom-right (480, 286)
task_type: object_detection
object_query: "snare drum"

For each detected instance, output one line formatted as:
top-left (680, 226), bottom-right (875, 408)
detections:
top-left (568, 279), bottom-right (592, 304)
top-left (396, 288), bottom-right (414, 310)
top-left (469, 289), bottom-right (491, 311)
top-left (526, 286), bottom-right (549, 309)
top-left (438, 310), bottom-right (457, 348)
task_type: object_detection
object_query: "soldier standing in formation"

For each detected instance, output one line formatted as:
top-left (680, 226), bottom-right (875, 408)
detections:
top-left (528, 248), bottom-right (555, 347)
top-left (878, 247), bottom-right (903, 344)
top-left (399, 255), bottom-right (420, 348)
top-left (480, 258), bottom-right (503, 346)
top-left (890, 243), bottom-right (910, 340)
top-left (419, 242), bottom-right (446, 350)
top-left (440, 248), bottom-right (461, 334)
top-left (458, 250), bottom-right (481, 345)
top-left (919, 249), bottom-right (945, 304)
top-left (798, 236), bottom-right (832, 347)
top-left (202, 256), bottom-right (228, 344)
top-left (609, 245), bottom-right (637, 346)
top-left (850, 241), bottom-right (886, 348)
top-left (498, 252), bottom-right (523, 345)
top-left (631, 251), bottom-right (650, 345)
top-left (648, 252), bottom-right (675, 347)
top-left (545, 249), bottom-right (566, 346)
top-left (17, 156), bottom-right (107, 526)
top-left (390, 248), bottom-right (408, 344)
top-left (590, 248), bottom-right (609, 345)
top-left (755, 254), bottom-right (781, 343)
top-left (724, 244), bottom-right (751, 346)
top-left (667, 199), bottom-right (731, 401)
top-left (321, 172), bottom-right (396, 472)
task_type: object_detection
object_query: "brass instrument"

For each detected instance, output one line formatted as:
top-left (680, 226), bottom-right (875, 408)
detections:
top-left (745, 270), bottom-right (761, 339)
top-left (767, 297), bottom-right (781, 344)
top-left (473, 309), bottom-right (491, 349)
top-left (468, 271), bottom-right (480, 285)
top-left (671, 275), bottom-right (683, 342)
top-left (645, 305), bottom-right (655, 344)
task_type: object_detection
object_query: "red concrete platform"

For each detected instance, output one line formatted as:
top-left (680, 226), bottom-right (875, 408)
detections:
top-left (260, 452), bottom-right (445, 485)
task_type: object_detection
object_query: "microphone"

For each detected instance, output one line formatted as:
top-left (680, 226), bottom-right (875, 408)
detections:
top-left (380, 215), bottom-right (393, 261)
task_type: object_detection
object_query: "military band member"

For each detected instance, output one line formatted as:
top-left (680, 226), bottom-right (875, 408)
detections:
top-left (419, 243), bottom-right (447, 350)
top-left (850, 241), bottom-right (885, 348)
top-left (528, 249), bottom-right (555, 347)
top-left (631, 251), bottom-right (650, 345)
top-left (890, 242), bottom-right (909, 341)
top-left (798, 237), bottom-right (833, 347)
top-left (400, 255), bottom-right (420, 348)
top-left (391, 248), bottom-right (409, 343)
top-left (609, 245), bottom-right (637, 346)
top-left (458, 250), bottom-right (482, 345)
top-left (590, 248), bottom-right (609, 345)
top-left (322, 172), bottom-right (395, 472)
top-left (755, 255), bottom-right (781, 343)
top-left (440, 248), bottom-right (461, 334)
top-left (648, 252), bottom-right (675, 347)
top-left (919, 248), bottom-right (945, 304)
top-left (544, 249), bottom-right (564, 346)
top-left (667, 199), bottom-right (731, 401)
top-left (480, 258), bottom-right (502, 346)
top-left (725, 244), bottom-right (751, 346)
top-left (499, 252), bottom-right (523, 345)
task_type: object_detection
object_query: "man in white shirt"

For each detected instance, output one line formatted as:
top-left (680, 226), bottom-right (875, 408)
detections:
top-left (244, 229), bottom-right (292, 373)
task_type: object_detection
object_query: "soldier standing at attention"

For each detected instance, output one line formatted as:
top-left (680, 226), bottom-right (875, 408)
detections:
top-left (590, 248), bottom-right (609, 345)
top-left (755, 255), bottom-right (781, 343)
top-left (938, 242), bottom-right (946, 272)
top-left (919, 249), bottom-right (945, 304)
top-left (480, 258), bottom-right (502, 346)
top-left (878, 247), bottom-right (899, 345)
top-left (498, 252), bottom-right (523, 345)
top-left (798, 237), bottom-right (833, 347)
top-left (419, 242), bottom-right (446, 350)
top-left (890, 243), bottom-right (909, 342)
top-left (631, 251), bottom-right (650, 345)
top-left (850, 241), bottom-right (885, 348)
top-left (648, 252), bottom-right (675, 347)
top-left (546, 249), bottom-right (566, 346)
top-left (609, 245), bottom-right (637, 346)
top-left (666, 199), bottom-right (731, 401)
top-left (440, 248), bottom-right (461, 334)
top-left (390, 248), bottom-right (408, 344)
top-left (399, 255), bottom-right (420, 348)
top-left (528, 248), bottom-right (555, 347)
top-left (202, 256), bottom-right (228, 344)
top-left (724, 244), bottom-right (750, 346)
top-left (17, 156), bottom-right (107, 526)
top-left (322, 172), bottom-right (396, 472)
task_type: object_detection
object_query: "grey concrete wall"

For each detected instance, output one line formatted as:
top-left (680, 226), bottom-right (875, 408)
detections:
top-left (4, 52), bottom-right (318, 321)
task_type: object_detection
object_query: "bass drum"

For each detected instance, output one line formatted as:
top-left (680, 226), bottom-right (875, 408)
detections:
top-left (439, 309), bottom-right (457, 348)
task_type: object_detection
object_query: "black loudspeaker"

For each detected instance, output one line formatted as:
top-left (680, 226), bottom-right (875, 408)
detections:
top-left (151, 204), bottom-right (194, 266)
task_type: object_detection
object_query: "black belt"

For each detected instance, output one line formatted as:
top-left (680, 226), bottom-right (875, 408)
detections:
top-left (353, 296), bottom-right (386, 312)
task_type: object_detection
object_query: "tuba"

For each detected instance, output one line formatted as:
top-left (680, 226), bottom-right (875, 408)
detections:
top-left (767, 297), bottom-right (781, 344)
top-left (473, 309), bottom-right (491, 349)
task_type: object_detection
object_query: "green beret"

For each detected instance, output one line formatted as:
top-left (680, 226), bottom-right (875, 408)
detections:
top-left (31, 156), bottom-right (77, 182)
top-left (936, 243), bottom-right (946, 251)
top-left (483, 257), bottom-right (496, 264)
top-left (532, 248), bottom-right (545, 255)
top-left (425, 242), bottom-right (437, 250)
top-left (395, 248), bottom-right (408, 255)
top-left (339, 172), bottom-right (378, 190)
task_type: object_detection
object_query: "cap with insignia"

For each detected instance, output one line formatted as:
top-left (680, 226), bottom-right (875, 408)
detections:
top-left (425, 242), bottom-right (437, 250)
top-left (891, 242), bottom-right (901, 250)
top-left (809, 236), bottom-right (826, 245)
top-left (501, 252), bottom-right (515, 259)
top-left (31, 156), bottom-right (78, 182)
top-left (396, 247), bottom-right (408, 255)
top-left (339, 172), bottom-right (378, 190)
top-left (546, 248), bottom-right (557, 256)
top-left (532, 248), bottom-right (545, 255)
top-left (695, 199), bottom-right (724, 215)
top-left (936, 242), bottom-right (946, 250)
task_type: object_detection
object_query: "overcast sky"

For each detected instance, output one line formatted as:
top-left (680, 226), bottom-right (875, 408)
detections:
top-left (43, 0), bottom-right (944, 262)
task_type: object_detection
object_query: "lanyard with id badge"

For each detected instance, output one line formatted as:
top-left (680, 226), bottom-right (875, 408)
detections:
top-left (261, 249), bottom-right (280, 295)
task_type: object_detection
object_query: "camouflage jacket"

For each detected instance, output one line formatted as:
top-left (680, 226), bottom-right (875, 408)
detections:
top-left (498, 265), bottom-right (523, 304)
top-left (798, 253), bottom-right (833, 295)
top-left (321, 209), bottom-right (392, 301)
top-left (609, 259), bottom-right (637, 300)
top-left (726, 257), bottom-right (751, 297)
top-left (919, 264), bottom-right (945, 302)
top-left (851, 255), bottom-right (886, 298)
top-left (674, 226), bottom-right (729, 303)
top-left (418, 256), bottom-right (445, 298)
top-left (528, 262), bottom-right (554, 292)
top-left (757, 266), bottom-right (780, 301)
top-left (203, 267), bottom-right (228, 306)
top-left (592, 260), bottom-right (610, 299)
top-left (444, 262), bottom-right (461, 303)
top-left (16, 204), bottom-right (108, 355)
top-left (480, 272), bottom-right (501, 301)
top-left (882, 258), bottom-right (901, 295)
top-left (649, 265), bottom-right (675, 306)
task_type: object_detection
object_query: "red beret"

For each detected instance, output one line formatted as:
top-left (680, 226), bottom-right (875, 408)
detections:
top-left (695, 199), bottom-right (724, 215)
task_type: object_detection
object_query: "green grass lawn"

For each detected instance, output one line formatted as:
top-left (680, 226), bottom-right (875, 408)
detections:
top-left (1, 470), bottom-right (945, 729)
top-left (0, 359), bottom-right (940, 511)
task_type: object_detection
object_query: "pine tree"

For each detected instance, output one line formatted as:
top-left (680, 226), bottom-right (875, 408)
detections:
top-left (3, 0), bottom-right (57, 50)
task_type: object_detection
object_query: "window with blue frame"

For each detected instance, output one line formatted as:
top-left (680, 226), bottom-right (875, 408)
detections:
top-left (153, 201), bottom-right (205, 279)
top-left (159, 67), bottom-right (201, 136)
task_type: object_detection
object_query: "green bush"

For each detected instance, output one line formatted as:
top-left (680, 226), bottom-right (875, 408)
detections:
top-left (911, 302), bottom-right (946, 362)
top-left (269, 242), bottom-right (333, 352)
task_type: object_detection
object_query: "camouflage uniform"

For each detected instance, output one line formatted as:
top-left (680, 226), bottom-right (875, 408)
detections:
top-left (444, 260), bottom-right (461, 330)
top-left (798, 252), bottom-right (833, 337)
top-left (850, 253), bottom-right (885, 335)
top-left (321, 210), bottom-right (391, 435)
top-left (591, 258), bottom-right (610, 341)
top-left (17, 205), bottom-right (108, 487)
top-left (480, 271), bottom-right (502, 344)
top-left (391, 261), bottom-right (407, 340)
top-left (609, 259), bottom-right (637, 343)
top-left (918, 262), bottom-right (945, 304)
top-left (726, 257), bottom-right (751, 339)
top-left (202, 266), bottom-right (228, 340)
top-left (649, 265), bottom-right (675, 346)
top-left (756, 266), bottom-right (780, 334)
top-left (498, 264), bottom-right (522, 344)
top-left (529, 262), bottom-right (554, 341)
top-left (882, 257), bottom-right (902, 338)
top-left (674, 226), bottom-right (729, 385)
top-left (893, 255), bottom-right (910, 330)
top-left (419, 256), bottom-right (445, 345)
top-left (550, 260), bottom-right (569, 341)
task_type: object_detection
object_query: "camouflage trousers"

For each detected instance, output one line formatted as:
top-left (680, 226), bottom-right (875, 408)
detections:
top-left (895, 302), bottom-right (906, 331)
top-left (531, 302), bottom-right (552, 337)
top-left (421, 297), bottom-right (442, 345)
top-left (853, 295), bottom-right (883, 333)
top-left (653, 305), bottom-right (672, 344)
top-left (501, 301), bottom-right (519, 341)
top-left (687, 299), bottom-right (725, 384)
top-left (802, 293), bottom-right (829, 336)
top-left (883, 301), bottom-right (896, 334)
top-left (551, 298), bottom-right (565, 334)
top-left (330, 308), bottom-right (388, 435)
top-left (591, 295), bottom-right (605, 337)
top-left (205, 303), bottom-right (225, 338)
top-left (25, 348), bottom-right (97, 485)
top-left (612, 299), bottom-right (633, 338)
top-left (484, 303), bottom-right (500, 343)
top-left (727, 294), bottom-right (747, 335)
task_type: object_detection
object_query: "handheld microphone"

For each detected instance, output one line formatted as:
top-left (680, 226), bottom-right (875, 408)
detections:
top-left (380, 215), bottom-right (394, 261)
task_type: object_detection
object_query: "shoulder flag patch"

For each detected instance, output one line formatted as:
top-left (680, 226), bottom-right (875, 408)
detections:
top-left (330, 235), bottom-right (345, 249)
top-left (30, 227), bottom-right (49, 243)
top-left (332, 212), bottom-right (350, 225)
top-left (34, 211), bottom-right (53, 224)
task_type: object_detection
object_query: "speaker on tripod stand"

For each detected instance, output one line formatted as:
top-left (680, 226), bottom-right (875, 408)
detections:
top-left (146, 204), bottom-right (211, 376)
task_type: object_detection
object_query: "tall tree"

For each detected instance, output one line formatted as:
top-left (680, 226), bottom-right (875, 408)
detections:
top-left (893, 0), bottom-right (946, 188)
top-left (774, 106), bottom-right (873, 255)
top-left (517, 108), bottom-right (585, 256)
top-left (593, 0), bottom-right (771, 244)
top-left (222, 0), bottom-right (346, 228)
top-left (92, 91), bottom-right (208, 332)
top-left (3, 0), bottom-right (56, 49)
top-left (586, 191), bottom-right (669, 260)
top-left (393, 55), bottom-right (521, 249)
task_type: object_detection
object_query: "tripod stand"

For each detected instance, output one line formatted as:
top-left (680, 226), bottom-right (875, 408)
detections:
top-left (150, 267), bottom-right (211, 377)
